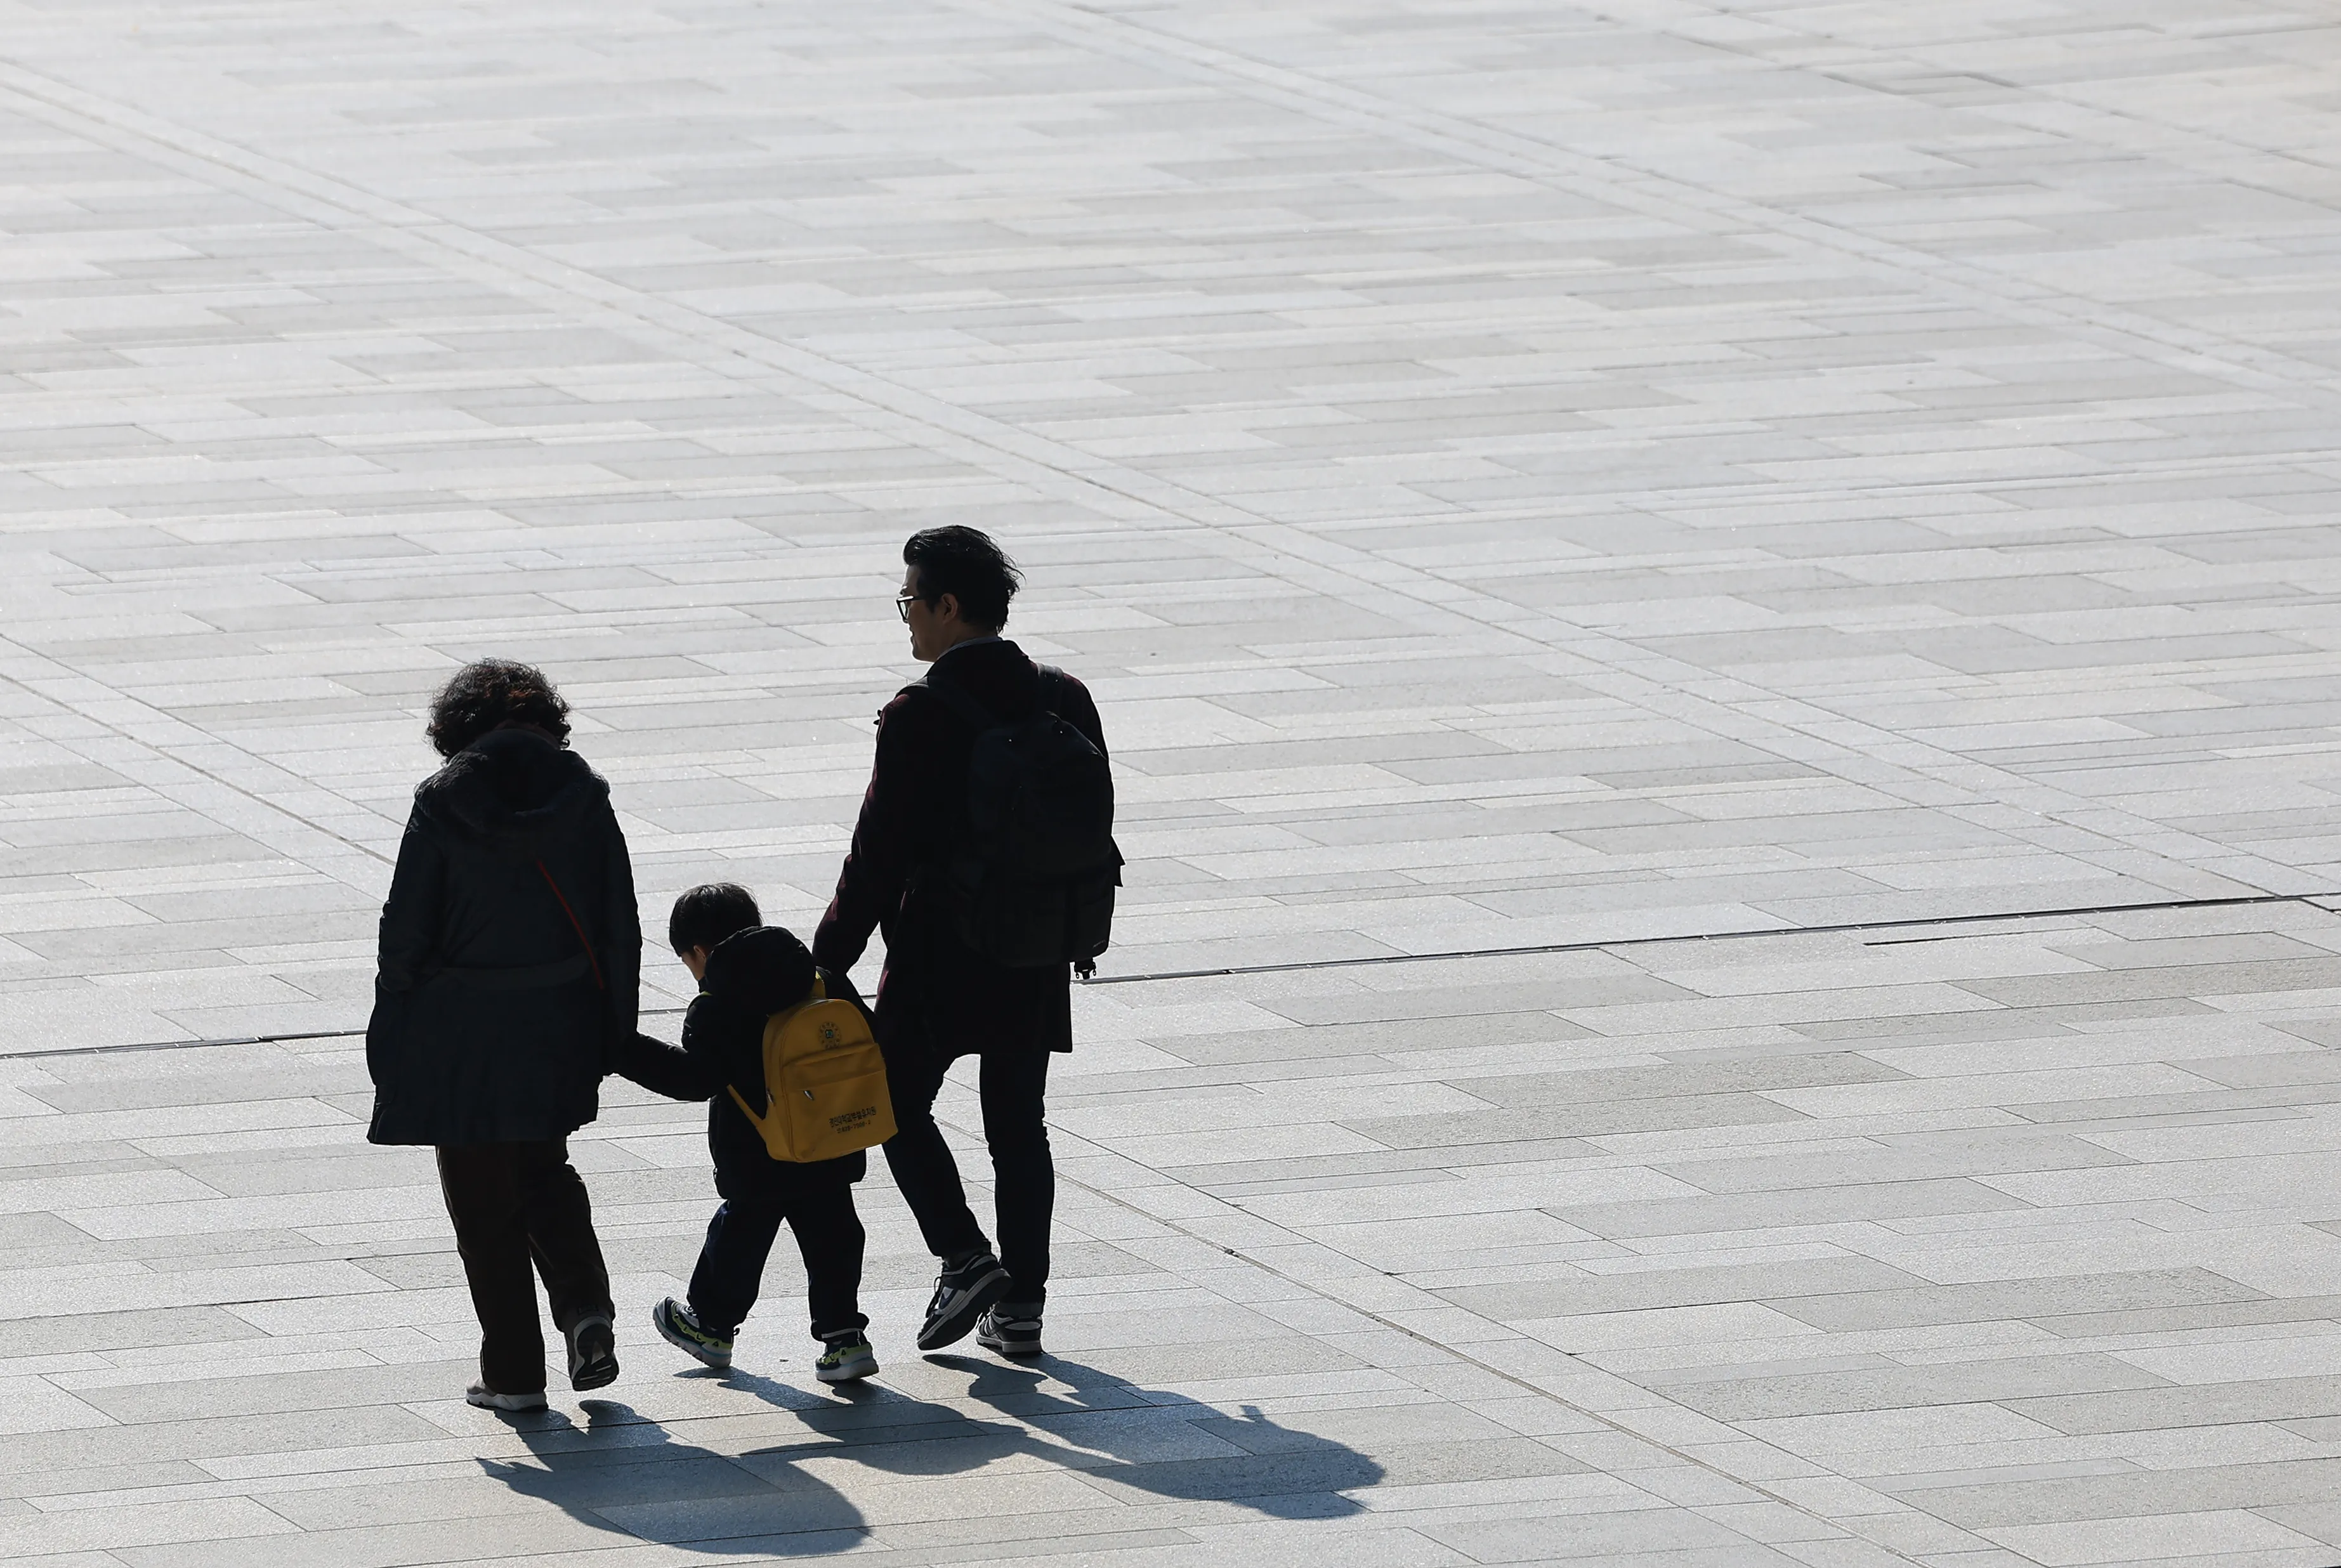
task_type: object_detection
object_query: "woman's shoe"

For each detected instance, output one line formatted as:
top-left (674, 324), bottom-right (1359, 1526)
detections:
top-left (567, 1315), bottom-right (620, 1391)
top-left (466, 1381), bottom-right (547, 1411)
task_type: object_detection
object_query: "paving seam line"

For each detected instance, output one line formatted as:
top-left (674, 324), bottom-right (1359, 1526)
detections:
top-left (948, 1107), bottom-right (1938, 1562)
top-left (15, 887), bottom-right (2333, 1062)
top-left (0, 636), bottom-right (400, 891)
top-left (969, 0), bottom-right (2341, 406)
top-left (0, 47), bottom-right (2307, 906)
top-left (24, 886), bottom-right (2328, 1553)
top-left (1080, 890), bottom-right (2329, 984)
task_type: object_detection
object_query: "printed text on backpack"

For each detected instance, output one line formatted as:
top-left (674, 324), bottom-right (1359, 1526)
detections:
top-left (726, 976), bottom-right (897, 1162)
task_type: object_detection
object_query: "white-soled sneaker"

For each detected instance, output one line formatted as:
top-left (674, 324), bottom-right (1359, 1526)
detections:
top-left (652, 1297), bottom-right (733, 1370)
top-left (916, 1252), bottom-right (1009, 1351)
top-left (815, 1335), bottom-right (878, 1383)
top-left (975, 1303), bottom-right (1043, 1358)
top-left (466, 1381), bottom-right (548, 1412)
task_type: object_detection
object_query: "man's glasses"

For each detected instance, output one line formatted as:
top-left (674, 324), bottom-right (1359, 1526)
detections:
top-left (895, 590), bottom-right (921, 624)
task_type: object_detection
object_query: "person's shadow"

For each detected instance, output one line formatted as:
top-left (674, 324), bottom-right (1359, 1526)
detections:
top-left (475, 1356), bottom-right (1384, 1554)
top-left (730, 1352), bottom-right (1384, 1520)
top-left (475, 1397), bottom-right (865, 1555)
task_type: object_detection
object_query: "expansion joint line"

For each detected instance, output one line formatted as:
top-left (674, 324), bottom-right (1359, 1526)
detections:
top-left (18, 888), bottom-right (2336, 1061)
top-left (950, 1113), bottom-right (1934, 1562)
top-left (1079, 889), bottom-right (2340, 984)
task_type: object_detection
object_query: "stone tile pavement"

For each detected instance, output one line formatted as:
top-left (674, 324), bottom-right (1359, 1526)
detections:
top-left (19, 903), bottom-right (2341, 1565)
top-left (1, 0), bottom-right (2340, 1563)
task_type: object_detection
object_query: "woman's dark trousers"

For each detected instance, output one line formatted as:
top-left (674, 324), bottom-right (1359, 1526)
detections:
top-left (881, 1043), bottom-right (1054, 1307)
top-left (436, 1140), bottom-right (614, 1395)
top-left (688, 1191), bottom-right (868, 1342)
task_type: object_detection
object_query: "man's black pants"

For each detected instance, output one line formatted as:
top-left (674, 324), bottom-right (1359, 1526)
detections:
top-left (881, 1042), bottom-right (1053, 1307)
top-left (689, 1190), bottom-right (869, 1342)
top-left (435, 1140), bottom-right (613, 1395)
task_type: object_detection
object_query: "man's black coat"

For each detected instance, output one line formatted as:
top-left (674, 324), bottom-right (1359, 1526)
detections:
top-left (810, 637), bottom-right (1106, 1056)
top-left (366, 727), bottom-right (641, 1145)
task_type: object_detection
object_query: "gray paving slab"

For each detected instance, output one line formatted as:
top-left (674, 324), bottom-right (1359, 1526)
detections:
top-left (1, 0), bottom-right (2340, 1563)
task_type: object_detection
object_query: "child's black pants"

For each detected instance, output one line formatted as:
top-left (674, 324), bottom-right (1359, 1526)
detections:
top-left (690, 1188), bottom-right (867, 1342)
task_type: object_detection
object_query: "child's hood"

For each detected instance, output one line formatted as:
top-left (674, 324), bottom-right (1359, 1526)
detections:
top-left (702, 925), bottom-right (817, 1016)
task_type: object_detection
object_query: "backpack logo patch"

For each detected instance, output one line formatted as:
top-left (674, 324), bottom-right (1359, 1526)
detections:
top-left (726, 990), bottom-right (897, 1163)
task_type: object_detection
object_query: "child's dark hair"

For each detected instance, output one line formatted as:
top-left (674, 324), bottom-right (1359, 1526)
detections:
top-left (903, 525), bottom-right (1021, 630)
top-left (668, 883), bottom-right (761, 955)
top-left (426, 659), bottom-right (571, 757)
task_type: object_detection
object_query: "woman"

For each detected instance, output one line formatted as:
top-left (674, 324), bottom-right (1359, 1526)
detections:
top-left (367, 660), bottom-right (641, 1411)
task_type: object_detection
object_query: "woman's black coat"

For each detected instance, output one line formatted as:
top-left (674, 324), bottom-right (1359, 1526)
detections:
top-left (365, 728), bottom-right (641, 1146)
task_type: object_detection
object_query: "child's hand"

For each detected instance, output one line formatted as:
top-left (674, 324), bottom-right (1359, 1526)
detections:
top-left (610, 1029), bottom-right (711, 1102)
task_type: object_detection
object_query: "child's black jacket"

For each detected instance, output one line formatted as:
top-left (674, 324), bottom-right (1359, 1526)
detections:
top-left (616, 925), bottom-right (867, 1201)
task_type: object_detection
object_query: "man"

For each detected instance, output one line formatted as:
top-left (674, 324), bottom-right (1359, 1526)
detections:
top-left (813, 526), bottom-right (1108, 1356)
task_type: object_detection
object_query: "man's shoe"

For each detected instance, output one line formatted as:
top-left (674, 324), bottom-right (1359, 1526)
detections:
top-left (917, 1252), bottom-right (1010, 1351)
top-left (815, 1335), bottom-right (879, 1383)
top-left (975, 1303), bottom-right (1043, 1358)
top-left (567, 1314), bottom-right (620, 1391)
top-left (651, 1298), bottom-right (733, 1370)
top-left (466, 1381), bottom-right (547, 1411)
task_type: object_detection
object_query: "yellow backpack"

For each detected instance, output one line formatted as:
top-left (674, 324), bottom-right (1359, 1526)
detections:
top-left (725, 977), bottom-right (896, 1163)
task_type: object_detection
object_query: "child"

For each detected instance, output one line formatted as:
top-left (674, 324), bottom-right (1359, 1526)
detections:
top-left (618, 882), bottom-right (877, 1383)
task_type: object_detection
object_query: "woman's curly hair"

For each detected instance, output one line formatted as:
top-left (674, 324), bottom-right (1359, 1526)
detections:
top-left (426, 659), bottom-right (571, 757)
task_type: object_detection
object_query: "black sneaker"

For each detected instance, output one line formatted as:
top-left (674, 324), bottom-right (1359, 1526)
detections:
top-left (917, 1252), bottom-right (1010, 1351)
top-left (567, 1315), bottom-right (619, 1392)
top-left (975, 1302), bottom-right (1043, 1358)
top-left (652, 1297), bottom-right (733, 1371)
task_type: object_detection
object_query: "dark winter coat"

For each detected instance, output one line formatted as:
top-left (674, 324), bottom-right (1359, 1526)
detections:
top-left (810, 637), bottom-right (1106, 1058)
top-left (366, 727), bottom-right (642, 1146)
top-left (613, 926), bottom-right (868, 1202)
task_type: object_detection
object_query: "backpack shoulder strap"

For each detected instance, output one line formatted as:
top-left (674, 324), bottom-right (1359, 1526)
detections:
top-left (1032, 663), bottom-right (1073, 717)
top-left (905, 670), bottom-right (997, 732)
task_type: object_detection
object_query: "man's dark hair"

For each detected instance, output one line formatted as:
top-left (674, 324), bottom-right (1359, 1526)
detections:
top-left (427, 659), bottom-right (572, 757)
top-left (669, 882), bottom-right (761, 955)
top-left (903, 526), bottom-right (1021, 630)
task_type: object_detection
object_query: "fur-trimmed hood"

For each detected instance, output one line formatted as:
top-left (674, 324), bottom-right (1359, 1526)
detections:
top-left (414, 726), bottom-right (607, 860)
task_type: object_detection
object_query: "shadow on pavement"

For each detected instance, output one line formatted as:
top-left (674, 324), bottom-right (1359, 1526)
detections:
top-left (732, 1350), bottom-right (1384, 1520)
top-left (474, 1351), bottom-right (1384, 1557)
top-left (477, 1395), bottom-right (866, 1555)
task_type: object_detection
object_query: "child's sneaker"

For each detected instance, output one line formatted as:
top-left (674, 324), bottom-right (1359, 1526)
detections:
top-left (975, 1303), bottom-right (1043, 1358)
top-left (652, 1297), bottom-right (733, 1370)
top-left (917, 1251), bottom-right (1009, 1350)
top-left (815, 1334), bottom-right (878, 1383)
top-left (466, 1381), bottom-right (547, 1411)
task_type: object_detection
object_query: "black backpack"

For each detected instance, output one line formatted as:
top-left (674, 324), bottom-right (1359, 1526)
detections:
top-left (915, 663), bottom-right (1121, 975)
